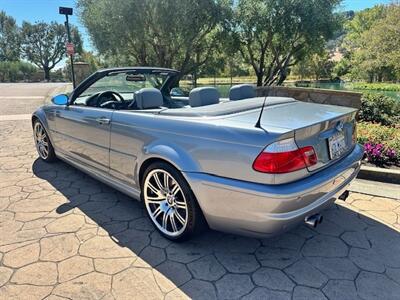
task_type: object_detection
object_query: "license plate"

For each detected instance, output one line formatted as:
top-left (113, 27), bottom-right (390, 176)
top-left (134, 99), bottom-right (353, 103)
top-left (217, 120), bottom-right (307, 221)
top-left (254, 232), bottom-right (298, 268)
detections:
top-left (328, 132), bottom-right (347, 160)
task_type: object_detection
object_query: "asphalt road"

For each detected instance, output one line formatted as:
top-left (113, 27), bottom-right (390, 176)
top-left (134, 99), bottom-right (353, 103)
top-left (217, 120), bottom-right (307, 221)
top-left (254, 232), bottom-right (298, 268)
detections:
top-left (0, 82), bottom-right (69, 116)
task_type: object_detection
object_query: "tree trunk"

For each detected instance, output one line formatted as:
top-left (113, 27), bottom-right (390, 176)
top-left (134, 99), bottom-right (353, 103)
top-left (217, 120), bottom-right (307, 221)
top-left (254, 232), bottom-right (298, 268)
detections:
top-left (256, 72), bottom-right (263, 86)
top-left (43, 67), bottom-right (50, 81)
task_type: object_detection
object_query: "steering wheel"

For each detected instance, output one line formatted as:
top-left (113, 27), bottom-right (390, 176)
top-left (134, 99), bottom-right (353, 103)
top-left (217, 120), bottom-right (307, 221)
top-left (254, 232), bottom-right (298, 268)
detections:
top-left (97, 90), bottom-right (124, 107)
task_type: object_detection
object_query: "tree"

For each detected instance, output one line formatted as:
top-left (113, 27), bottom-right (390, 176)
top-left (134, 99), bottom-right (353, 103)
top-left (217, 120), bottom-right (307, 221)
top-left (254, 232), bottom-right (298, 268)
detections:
top-left (21, 21), bottom-right (82, 80)
top-left (0, 61), bottom-right (37, 82)
top-left (77, 0), bottom-right (228, 76)
top-left (291, 50), bottom-right (335, 81)
top-left (227, 0), bottom-right (341, 86)
top-left (0, 11), bottom-right (20, 61)
top-left (342, 4), bottom-right (400, 82)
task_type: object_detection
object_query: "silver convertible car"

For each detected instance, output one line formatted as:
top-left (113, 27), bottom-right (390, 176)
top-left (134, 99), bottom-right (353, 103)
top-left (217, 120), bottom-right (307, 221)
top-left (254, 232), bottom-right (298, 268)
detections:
top-left (32, 67), bottom-right (363, 241)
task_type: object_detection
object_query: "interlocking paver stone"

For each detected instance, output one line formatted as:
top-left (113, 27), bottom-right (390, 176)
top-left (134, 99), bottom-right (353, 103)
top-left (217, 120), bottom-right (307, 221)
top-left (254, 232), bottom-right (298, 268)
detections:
top-left (292, 286), bottom-right (327, 300)
top-left (255, 247), bottom-right (301, 268)
top-left (0, 284), bottom-right (52, 300)
top-left (386, 267), bottom-right (400, 285)
top-left (252, 267), bottom-right (295, 291)
top-left (306, 257), bottom-right (359, 280)
top-left (156, 260), bottom-right (192, 287)
top-left (356, 271), bottom-right (400, 300)
top-left (187, 255), bottom-right (226, 281)
top-left (215, 252), bottom-right (260, 273)
top-left (322, 279), bottom-right (360, 300)
top-left (94, 257), bottom-right (133, 274)
top-left (285, 260), bottom-right (328, 288)
top-left (139, 245), bottom-right (167, 266)
top-left (180, 279), bottom-right (217, 300)
top-left (341, 231), bottom-right (370, 249)
top-left (302, 235), bottom-right (348, 258)
top-left (40, 233), bottom-right (79, 262)
top-left (112, 268), bottom-right (163, 299)
top-left (79, 236), bottom-right (132, 258)
top-left (11, 262), bottom-right (57, 285)
top-left (0, 266), bottom-right (13, 286)
top-left (3, 242), bottom-right (39, 268)
top-left (242, 288), bottom-right (291, 300)
top-left (53, 272), bottom-right (112, 299)
top-left (58, 256), bottom-right (94, 282)
top-left (45, 214), bottom-right (85, 233)
top-left (216, 274), bottom-right (254, 299)
top-left (349, 247), bottom-right (385, 272)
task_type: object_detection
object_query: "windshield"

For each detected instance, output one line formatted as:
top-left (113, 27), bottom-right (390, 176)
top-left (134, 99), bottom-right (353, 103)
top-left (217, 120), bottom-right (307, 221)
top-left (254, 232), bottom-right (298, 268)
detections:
top-left (81, 72), bottom-right (170, 97)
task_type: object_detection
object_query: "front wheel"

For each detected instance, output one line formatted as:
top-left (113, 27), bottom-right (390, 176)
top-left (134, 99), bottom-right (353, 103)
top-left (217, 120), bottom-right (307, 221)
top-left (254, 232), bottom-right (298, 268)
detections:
top-left (142, 162), bottom-right (205, 241)
top-left (33, 120), bottom-right (57, 162)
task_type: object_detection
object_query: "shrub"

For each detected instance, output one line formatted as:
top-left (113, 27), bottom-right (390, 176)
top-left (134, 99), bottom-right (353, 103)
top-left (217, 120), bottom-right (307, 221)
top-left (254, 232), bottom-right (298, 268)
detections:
top-left (358, 93), bottom-right (400, 126)
top-left (357, 122), bottom-right (400, 165)
top-left (0, 61), bottom-right (37, 82)
top-left (349, 82), bottom-right (400, 92)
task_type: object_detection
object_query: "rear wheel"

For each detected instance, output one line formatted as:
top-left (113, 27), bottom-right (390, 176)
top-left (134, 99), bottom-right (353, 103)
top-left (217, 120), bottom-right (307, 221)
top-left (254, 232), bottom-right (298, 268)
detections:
top-left (33, 120), bottom-right (57, 162)
top-left (142, 162), bottom-right (205, 241)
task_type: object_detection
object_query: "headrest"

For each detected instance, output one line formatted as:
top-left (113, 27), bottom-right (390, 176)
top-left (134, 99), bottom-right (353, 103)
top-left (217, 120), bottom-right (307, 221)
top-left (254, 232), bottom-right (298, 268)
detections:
top-left (189, 87), bottom-right (220, 107)
top-left (229, 84), bottom-right (256, 101)
top-left (135, 88), bottom-right (163, 109)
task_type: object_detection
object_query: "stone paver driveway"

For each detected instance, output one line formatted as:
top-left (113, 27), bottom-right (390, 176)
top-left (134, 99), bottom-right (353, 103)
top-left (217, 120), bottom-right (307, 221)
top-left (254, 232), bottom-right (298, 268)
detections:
top-left (1, 120), bottom-right (400, 300)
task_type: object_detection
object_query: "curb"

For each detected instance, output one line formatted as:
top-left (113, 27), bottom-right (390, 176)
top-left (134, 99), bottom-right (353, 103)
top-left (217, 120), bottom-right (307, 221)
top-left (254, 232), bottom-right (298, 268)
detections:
top-left (357, 165), bottom-right (400, 184)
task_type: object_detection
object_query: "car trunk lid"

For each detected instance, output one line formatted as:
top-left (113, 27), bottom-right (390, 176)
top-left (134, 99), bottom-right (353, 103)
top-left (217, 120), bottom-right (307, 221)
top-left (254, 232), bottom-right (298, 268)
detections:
top-left (258, 100), bottom-right (358, 172)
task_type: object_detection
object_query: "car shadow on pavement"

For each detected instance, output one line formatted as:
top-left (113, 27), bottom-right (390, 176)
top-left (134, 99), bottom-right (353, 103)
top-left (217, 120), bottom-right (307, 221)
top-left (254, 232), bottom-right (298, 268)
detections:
top-left (32, 158), bottom-right (400, 299)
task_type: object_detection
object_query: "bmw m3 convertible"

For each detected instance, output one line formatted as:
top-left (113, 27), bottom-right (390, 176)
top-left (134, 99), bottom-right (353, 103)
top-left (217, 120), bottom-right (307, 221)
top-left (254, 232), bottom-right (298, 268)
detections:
top-left (32, 67), bottom-right (363, 241)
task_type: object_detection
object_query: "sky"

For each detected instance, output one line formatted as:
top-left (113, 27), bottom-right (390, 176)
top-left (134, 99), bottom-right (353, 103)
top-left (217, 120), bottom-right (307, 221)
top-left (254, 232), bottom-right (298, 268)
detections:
top-left (0, 0), bottom-right (393, 60)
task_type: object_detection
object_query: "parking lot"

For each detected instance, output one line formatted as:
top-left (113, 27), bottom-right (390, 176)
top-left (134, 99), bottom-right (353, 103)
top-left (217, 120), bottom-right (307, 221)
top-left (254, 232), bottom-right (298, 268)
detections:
top-left (1, 84), bottom-right (400, 299)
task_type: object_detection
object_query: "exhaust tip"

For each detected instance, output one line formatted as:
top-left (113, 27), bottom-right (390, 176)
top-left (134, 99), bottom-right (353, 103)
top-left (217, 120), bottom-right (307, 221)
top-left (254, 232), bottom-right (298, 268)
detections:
top-left (305, 213), bottom-right (322, 228)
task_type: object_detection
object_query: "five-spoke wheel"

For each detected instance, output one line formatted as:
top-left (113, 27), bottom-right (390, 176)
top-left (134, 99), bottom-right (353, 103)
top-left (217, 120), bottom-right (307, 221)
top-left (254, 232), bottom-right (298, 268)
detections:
top-left (142, 162), bottom-right (205, 240)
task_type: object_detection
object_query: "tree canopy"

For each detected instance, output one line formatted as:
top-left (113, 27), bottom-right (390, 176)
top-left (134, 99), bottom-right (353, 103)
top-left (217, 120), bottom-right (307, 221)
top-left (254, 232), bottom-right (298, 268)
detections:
top-left (78, 0), bottom-right (228, 76)
top-left (0, 11), bottom-right (20, 61)
top-left (21, 21), bottom-right (82, 80)
top-left (343, 4), bottom-right (400, 82)
top-left (226, 0), bottom-right (341, 86)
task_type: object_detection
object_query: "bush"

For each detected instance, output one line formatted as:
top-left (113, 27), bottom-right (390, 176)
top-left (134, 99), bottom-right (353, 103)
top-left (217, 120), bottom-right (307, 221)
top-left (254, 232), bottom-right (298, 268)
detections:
top-left (358, 93), bottom-right (400, 126)
top-left (357, 122), bottom-right (400, 166)
top-left (349, 82), bottom-right (400, 92)
top-left (0, 61), bottom-right (37, 82)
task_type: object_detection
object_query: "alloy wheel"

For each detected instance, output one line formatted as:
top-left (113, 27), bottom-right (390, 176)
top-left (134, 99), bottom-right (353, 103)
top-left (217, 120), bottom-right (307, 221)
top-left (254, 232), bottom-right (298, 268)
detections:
top-left (144, 169), bottom-right (188, 237)
top-left (34, 122), bottom-right (49, 160)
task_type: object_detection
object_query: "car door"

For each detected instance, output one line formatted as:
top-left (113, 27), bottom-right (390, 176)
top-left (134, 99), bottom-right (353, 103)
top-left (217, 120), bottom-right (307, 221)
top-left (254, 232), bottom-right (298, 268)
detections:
top-left (52, 105), bottom-right (113, 173)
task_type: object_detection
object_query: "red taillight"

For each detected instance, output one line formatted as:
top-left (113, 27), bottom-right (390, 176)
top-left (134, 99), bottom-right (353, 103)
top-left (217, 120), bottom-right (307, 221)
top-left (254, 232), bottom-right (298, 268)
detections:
top-left (253, 141), bottom-right (317, 174)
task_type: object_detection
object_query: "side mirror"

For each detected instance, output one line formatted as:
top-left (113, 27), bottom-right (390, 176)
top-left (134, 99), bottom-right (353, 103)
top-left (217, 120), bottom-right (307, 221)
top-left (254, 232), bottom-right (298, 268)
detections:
top-left (52, 94), bottom-right (69, 105)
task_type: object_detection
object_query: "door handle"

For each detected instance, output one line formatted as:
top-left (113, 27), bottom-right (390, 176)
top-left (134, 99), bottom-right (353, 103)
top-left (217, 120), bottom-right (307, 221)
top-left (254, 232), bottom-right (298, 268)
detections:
top-left (96, 117), bottom-right (110, 125)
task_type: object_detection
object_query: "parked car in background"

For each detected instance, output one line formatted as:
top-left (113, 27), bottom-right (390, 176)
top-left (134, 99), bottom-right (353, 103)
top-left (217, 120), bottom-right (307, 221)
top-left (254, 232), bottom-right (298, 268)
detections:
top-left (32, 67), bottom-right (363, 241)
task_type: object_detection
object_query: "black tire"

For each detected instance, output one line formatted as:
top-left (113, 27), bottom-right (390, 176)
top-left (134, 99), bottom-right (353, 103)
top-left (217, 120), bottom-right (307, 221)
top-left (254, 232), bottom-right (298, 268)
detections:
top-left (141, 161), bottom-right (206, 241)
top-left (33, 120), bottom-right (57, 162)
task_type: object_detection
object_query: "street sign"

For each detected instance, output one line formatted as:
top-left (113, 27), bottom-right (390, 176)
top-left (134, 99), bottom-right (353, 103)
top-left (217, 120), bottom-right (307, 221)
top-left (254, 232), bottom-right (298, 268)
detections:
top-left (59, 7), bottom-right (73, 15)
top-left (66, 43), bottom-right (74, 55)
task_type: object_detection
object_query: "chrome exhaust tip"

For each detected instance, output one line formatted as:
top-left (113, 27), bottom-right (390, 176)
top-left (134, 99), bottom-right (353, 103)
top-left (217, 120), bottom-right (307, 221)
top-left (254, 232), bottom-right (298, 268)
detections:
top-left (305, 214), bottom-right (322, 228)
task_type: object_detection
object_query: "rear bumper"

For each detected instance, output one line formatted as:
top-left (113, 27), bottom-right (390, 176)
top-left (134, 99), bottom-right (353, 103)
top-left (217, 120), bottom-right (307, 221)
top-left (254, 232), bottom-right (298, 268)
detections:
top-left (183, 144), bottom-right (363, 238)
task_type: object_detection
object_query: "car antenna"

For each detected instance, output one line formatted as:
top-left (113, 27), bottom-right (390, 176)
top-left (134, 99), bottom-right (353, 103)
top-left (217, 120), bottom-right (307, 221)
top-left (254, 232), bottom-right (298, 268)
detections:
top-left (255, 94), bottom-right (267, 128)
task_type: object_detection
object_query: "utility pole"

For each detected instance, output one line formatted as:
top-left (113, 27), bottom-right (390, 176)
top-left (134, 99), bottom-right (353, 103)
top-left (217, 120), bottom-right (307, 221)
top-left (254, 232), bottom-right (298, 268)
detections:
top-left (59, 7), bottom-right (76, 88)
